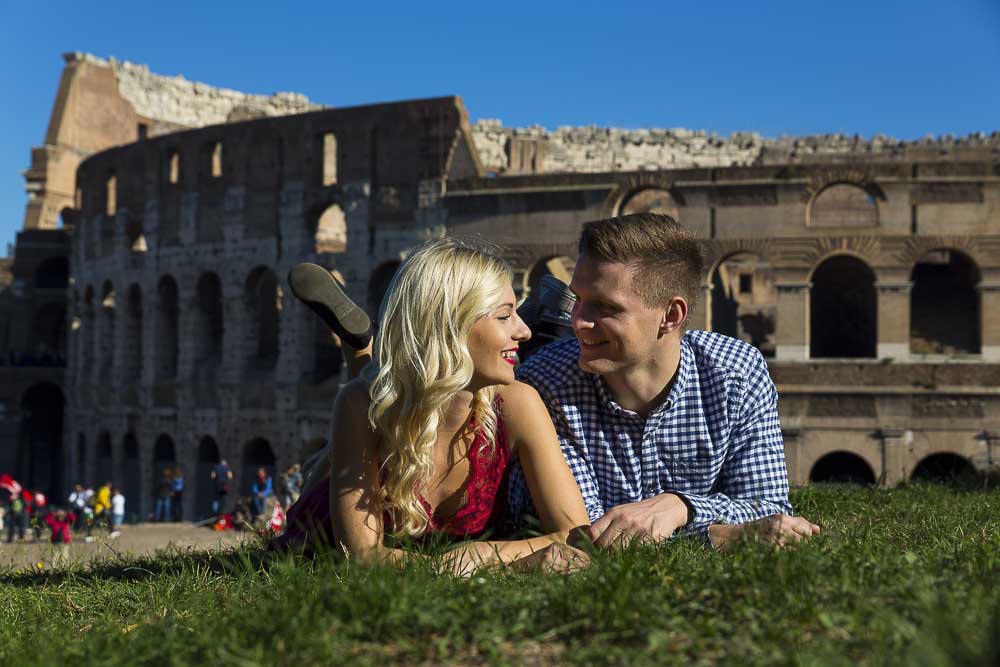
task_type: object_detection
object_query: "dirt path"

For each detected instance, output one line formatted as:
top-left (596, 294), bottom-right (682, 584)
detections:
top-left (0, 522), bottom-right (249, 570)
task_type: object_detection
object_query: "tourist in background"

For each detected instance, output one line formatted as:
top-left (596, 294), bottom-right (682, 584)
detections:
top-left (68, 484), bottom-right (89, 530)
top-left (111, 487), bottom-right (125, 536)
top-left (251, 468), bottom-right (273, 518)
top-left (211, 459), bottom-right (233, 516)
top-left (44, 508), bottom-right (75, 566)
top-left (4, 491), bottom-right (26, 542)
top-left (279, 464), bottom-right (302, 510)
top-left (171, 468), bottom-right (185, 521)
top-left (92, 482), bottom-right (113, 534)
top-left (154, 470), bottom-right (172, 522)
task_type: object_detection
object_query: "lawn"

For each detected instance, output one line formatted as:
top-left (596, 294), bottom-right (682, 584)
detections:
top-left (1, 483), bottom-right (998, 666)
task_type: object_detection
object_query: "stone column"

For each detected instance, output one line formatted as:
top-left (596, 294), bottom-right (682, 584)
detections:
top-left (339, 181), bottom-right (371, 305)
top-left (688, 281), bottom-right (712, 331)
top-left (774, 281), bottom-right (811, 361)
top-left (219, 280), bottom-right (244, 386)
top-left (179, 192), bottom-right (198, 246)
top-left (878, 428), bottom-right (912, 485)
top-left (139, 279), bottom-right (158, 408)
top-left (781, 428), bottom-right (803, 484)
top-left (874, 281), bottom-right (912, 360)
top-left (978, 282), bottom-right (1000, 361)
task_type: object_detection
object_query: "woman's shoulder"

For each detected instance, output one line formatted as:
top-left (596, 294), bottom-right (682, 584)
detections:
top-left (497, 381), bottom-right (548, 432)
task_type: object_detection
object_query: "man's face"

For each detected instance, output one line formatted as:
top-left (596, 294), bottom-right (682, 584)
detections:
top-left (570, 255), bottom-right (666, 375)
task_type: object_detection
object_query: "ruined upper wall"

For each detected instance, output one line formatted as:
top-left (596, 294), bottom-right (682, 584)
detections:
top-left (65, 53), bottom-right (325, 132)
top-left (472, 119), bottom-right (1000, 174)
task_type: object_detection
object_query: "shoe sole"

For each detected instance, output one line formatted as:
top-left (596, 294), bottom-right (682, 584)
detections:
top-left (287, 263), bottom-right (371, 339)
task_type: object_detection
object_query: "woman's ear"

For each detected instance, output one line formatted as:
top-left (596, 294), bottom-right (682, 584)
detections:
top-left (659, 296), bottom-right (688, 335)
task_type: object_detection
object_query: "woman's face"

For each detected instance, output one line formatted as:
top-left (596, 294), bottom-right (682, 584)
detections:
top-left (467, 283), bottom-right (531, 390)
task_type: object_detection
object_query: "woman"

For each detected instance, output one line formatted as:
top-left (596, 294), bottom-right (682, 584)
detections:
top-left (278, 238), bottom-right (590, 573)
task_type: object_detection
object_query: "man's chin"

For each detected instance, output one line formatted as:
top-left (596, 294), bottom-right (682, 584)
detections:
top-left (577, 356), bottom-right (619, 375)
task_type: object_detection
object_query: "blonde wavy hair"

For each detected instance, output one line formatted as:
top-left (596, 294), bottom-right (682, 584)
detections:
top-left (367, 237), bottom-right (513, 537)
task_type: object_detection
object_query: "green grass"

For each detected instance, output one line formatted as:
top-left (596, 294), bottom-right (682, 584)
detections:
top-left (2, 483), bottom-right (1000, 666)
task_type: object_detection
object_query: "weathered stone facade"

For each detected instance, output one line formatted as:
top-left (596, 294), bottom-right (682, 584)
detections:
top-left (3, 53), bottom-right (999, 521)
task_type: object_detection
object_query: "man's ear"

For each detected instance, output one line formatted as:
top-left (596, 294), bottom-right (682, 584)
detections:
top-left (659, 296), bottom-right (688, 335)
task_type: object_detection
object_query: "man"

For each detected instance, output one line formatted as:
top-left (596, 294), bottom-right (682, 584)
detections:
top-left (211, 459), bottom-right (234, 516)
top-left (509, 213), bottom-right (819, 548)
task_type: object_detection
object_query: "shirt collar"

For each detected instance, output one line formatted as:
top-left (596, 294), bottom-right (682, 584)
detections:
top-left (592, 336), bottom-right (693, 419)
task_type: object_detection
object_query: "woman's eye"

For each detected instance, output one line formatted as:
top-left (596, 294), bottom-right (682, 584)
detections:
top-left (497, 315), bottom-right (512, 321)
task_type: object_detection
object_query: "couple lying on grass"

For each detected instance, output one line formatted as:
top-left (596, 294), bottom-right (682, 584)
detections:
top-left (275, 213), bottom-right (820, 574)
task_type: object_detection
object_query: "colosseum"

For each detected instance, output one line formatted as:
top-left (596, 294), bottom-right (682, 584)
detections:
top-left (2, 52), bottom-right (999, 520)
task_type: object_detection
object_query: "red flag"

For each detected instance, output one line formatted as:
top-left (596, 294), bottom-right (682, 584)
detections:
top-left (0, 473), bottom-right (21, 496)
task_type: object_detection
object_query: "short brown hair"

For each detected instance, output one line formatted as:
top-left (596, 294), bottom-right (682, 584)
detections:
top-left (578, 212), bottom-right (703, 310)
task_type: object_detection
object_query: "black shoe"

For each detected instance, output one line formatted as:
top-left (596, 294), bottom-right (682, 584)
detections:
top-left (287, 263), bottom-right (372, 349)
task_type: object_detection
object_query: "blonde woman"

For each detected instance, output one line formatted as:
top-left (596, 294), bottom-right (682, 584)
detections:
top-left (277, 238), bottom-right (590, 573)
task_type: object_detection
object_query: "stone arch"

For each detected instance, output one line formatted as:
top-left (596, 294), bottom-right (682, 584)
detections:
top-left (367, 260), bottom-right (402, 320)
top-left (17, 383), bottom-right (65, 498)
top-left (809, 254), bottom-right (877, 358)
top-left (96, 430), bottom-right (113, 485)
top-left (807, 183), bottom-right (878, 228)
top-left (809, 451), bottom-right (876, 485)
top-left (195, 272), bottom-right (224, 366)
top-left (31, 302), bottom-right (66, 363)
top-left (617, 187), bottom-right (681, 220)
top-left (152, 434), bottom-right (177, 502)
top-left (156, 275), bottom-right (179, 381)
top-left (244, 267), bottom-right (281, 370)
top-left (523, 255), bottom-right (574, 301)
top-left (35, 256), bottom-right (69, 289)
top-left (123, 284), bottom-right (143, 384)
top-left (911, 453), bottom-right (975, 482)
top-left (910, 249), bottom-right (981, 355)
top-left (708, 251), bottom-right (776, 357)
top-left (99, 280), bottom-right (116, 385)
top-left (312, 203), bottom-right (347, 254)
top-left (242, 438), bottom-right (276, 495)
top-left (195, 436), bottom-right (221, 519)
top-left (122, 433), bottom-right (141, 519)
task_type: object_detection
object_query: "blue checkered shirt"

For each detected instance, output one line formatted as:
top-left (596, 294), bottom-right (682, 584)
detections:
top-left (508, 330), bottom-right (792, 540)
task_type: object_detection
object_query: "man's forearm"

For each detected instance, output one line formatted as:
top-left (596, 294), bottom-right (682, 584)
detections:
top-left (673, 491), bottom-right (791, 538)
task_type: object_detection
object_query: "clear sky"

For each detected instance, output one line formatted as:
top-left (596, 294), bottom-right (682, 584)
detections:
top-left (1, 0), bottom-right (998, 252)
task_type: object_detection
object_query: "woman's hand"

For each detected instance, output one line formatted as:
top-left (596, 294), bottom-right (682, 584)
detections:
top-left (510, 542), bottom-right (591, 573)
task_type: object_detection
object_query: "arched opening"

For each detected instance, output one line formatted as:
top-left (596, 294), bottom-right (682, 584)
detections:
top-left (156, 275), bottom-right (179, 381)
top-left (810, 255), bottom-right (877, 358)
top-left (195, 436), bottom-right (221, 519)
top-left (242, 438), bottom-right (276, 496)
top-left (99, 281), bottom-right (116, 385)
top-left (35, 256), bottom-right (69, 289)
top-left (618, 187), bottom-right (681, 220)
top-left (910, 250), bottom-right (981, 355)
top-left (524, 256), bottom-right (574, 302)
top-left (31, 302), bottom-right (66, 364)
top-left (195, 272), bottom-right (224, 367)
top-left (808, 183), bottom-right (878, 228)
top-left (17, 383), bottom-right (65, 498)
top-left (367, 261), bottom-right (401, 321)
top-left (809, 451), bottom-right (876, 485)
top-left (122, 434), bottom-right (141, 521)
top-left (912, 453), bottom-right (976, 482)
top-left (244, 267), bottom-right (281, 371)
top-left (96, 431), bottom-right (113, 485)
top-left (152, 434), bottom-right (177, 514)
top-left (709, 253), bottom-right (776, 357)
top-left (123, 284), bottom-right (143, 384)
top-left (313, 204), bottom-right (346, 254)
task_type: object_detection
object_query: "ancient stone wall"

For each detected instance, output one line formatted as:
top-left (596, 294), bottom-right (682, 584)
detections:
top-left (472, 119), bottom-right (1000, 174)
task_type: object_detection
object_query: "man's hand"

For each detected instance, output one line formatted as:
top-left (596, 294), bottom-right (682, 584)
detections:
top-left (511, 542), bottom-right (591, 573)
top-left (583, 493), bottom-right (690, 549)
top-left (708, 514), bottom-right (820, 551)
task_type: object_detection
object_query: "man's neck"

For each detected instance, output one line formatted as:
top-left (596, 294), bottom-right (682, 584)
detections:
top-left (604, 340), bottom-right (682, 418)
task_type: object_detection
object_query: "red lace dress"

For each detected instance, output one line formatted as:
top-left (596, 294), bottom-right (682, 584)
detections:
top-left (272, 417), bottom-right (511, 551)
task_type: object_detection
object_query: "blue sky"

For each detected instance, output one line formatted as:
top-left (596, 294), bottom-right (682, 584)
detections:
top-left (1, 0), bottom-right (998, 251)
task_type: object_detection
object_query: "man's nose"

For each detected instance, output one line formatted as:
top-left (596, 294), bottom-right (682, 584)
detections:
top-left (571, 301), bottom-right (593, 331)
